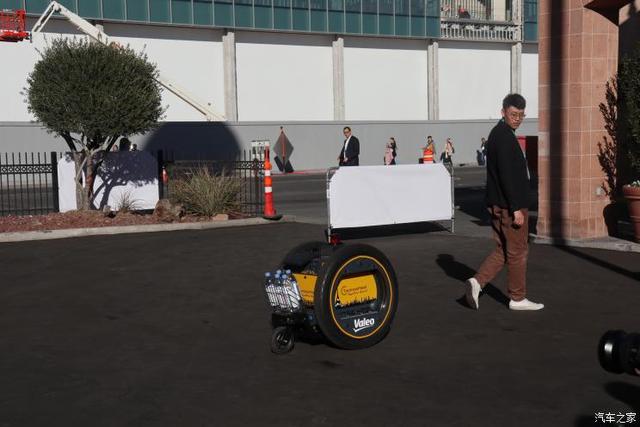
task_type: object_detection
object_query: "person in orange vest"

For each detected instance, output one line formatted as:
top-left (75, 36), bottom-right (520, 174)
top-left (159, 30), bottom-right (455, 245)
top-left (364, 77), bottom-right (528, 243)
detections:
top-left (422, 136), bottom-right (436, 163)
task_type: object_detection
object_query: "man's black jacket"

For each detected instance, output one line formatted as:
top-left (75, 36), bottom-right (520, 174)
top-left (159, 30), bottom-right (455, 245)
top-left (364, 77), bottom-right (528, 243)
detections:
top-left (485, 119), bottom-right (529, 213)
top-left (339, 136), bottom-right (360, 166)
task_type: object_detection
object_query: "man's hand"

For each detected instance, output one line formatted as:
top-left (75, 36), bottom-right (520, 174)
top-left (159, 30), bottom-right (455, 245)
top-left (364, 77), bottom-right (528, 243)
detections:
top-left (513, 210), bottom-right (524, 227)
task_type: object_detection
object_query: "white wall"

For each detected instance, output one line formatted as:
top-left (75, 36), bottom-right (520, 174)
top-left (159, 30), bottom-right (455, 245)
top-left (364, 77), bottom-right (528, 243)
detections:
top-left (438, 41), bottom-right (511, 120)
top-left (0, 19), bottom-right (224, 123)
top-left (235, 32), bottom-right (333, 121)
top-left (344, 37), bottom-right (428, 121)
top-left (522, 44), bottom-right (539, 118)
top-left (0, 20), bottom-right (79, 122)
top-left (0, 18), bottom-right (537, 124)
top-left (106, 23), bottom-right (225, 122)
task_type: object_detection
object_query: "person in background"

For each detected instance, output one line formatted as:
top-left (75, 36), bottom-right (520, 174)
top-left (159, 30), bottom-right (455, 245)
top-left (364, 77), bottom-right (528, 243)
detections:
top-left (130, 143), bottom-right (138, 152)
top-left (465, 93), bottom-right (544, 312)
top-left (384, 137), bottom-right (397, 165)
top-left (119, 137), bottom-right (131, 152)
top-left (441, 137), bottom-right (455, 167)
top-left (338, 126), bottom-right (360, 166)
top-left (422, 135), bottom-right (436, 164)
top-left (477, 137), bottom-right (487, 166)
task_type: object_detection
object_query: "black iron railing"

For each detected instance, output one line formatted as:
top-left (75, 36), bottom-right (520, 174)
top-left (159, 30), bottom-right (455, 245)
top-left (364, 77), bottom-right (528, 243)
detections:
top-left (162, 150), bottom-right (265, 217)
top-left (0, 152), bottom-right (60, 216)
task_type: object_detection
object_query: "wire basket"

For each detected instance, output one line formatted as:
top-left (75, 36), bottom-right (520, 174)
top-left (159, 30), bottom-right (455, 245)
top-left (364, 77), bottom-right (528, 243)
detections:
top-left (264, 277), bottom-right (303, 314)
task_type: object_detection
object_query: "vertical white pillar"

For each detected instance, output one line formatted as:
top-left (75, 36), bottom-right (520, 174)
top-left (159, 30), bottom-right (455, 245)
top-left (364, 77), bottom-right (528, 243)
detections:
top-left (223, 30), bottom-right (238, 122)
top-left (427, 40), bottom-right (439, 121)
top-left (332, 36), bottom-right (345, 121)
top-left (511, 42), bottom-right (522, 94)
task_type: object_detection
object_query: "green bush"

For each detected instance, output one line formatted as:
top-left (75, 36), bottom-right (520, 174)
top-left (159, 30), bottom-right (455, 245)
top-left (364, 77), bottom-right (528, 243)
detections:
top-left (619, 44), bottom-right (640, 185)
top-left (170, 168), bottom-right (242, 216)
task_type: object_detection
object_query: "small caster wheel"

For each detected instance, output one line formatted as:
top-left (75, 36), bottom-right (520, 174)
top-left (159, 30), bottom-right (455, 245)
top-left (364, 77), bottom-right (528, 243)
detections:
top-left (271, 326), bottom-right (295, 354)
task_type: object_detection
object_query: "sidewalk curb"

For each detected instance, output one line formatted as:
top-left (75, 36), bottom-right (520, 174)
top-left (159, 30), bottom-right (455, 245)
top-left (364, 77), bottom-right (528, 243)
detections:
top-left (0, 215), bottom-right (296, 243)
top-left (531, 234), bottom-right (640, 253)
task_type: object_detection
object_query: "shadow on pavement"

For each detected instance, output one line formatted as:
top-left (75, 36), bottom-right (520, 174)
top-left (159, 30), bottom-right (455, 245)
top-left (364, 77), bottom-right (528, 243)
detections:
top-left (573, 382), bottom-right (640, 426)
top-left (558, 247), bottom-right (640, 282)
top-left (605, 381), bottom-right (640, 411)
top-left (332, 221), bottom-right (450, 240)
top-left (435, 254), bottom-right (510, 308)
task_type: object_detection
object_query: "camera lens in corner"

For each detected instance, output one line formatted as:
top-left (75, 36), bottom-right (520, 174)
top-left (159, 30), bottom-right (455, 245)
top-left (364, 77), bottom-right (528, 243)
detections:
top-left (598, 330), bottom-right (640, 376)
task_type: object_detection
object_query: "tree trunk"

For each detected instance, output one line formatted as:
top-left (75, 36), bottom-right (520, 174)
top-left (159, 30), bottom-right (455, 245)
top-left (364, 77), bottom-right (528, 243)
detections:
top-left (73, 152), bottom-right (86, 210)
top-left (84, 152), bottom-right (95, 210)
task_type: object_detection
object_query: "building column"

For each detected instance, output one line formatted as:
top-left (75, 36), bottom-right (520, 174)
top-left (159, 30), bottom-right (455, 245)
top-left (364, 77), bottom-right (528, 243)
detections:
top-left (537, 2), bottom-right (619, 240)
top-left (511, 42), bottom-right (522, 94)
top-left (427, 40), bottom-right (439, 121)
top-left (332, 36), bottom-right (345, 121)
top-left (223, 30), bottom-right (238, 122)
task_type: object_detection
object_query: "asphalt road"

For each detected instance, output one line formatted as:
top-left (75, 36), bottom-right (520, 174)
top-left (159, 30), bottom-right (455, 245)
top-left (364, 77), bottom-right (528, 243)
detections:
top-left (1, 222), bottom-right (639, 426)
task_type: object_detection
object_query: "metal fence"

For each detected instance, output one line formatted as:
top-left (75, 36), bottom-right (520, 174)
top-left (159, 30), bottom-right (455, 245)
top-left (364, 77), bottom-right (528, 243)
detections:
top-left (440, 20), bottom-right (519, 41)
top-left (0, 150), bottom-right (265, 218)
top-left (0, 152), bottom-right (60, 216)
top-left (161, 150), bottom-right (265, 217)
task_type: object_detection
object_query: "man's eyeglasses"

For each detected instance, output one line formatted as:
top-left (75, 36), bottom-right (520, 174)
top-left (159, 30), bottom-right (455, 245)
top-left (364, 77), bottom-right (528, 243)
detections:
top-left (508, 112), bottom-right (526, 120)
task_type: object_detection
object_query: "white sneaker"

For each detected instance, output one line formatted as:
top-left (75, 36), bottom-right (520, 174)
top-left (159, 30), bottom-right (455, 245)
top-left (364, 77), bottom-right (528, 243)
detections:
top-left (509, 298), bottom-right (544, 311)
top-left (465, 277), bottom-right (481, 310)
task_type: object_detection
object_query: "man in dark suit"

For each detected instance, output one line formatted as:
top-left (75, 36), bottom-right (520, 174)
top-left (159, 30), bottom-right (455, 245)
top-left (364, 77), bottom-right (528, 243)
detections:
top-left (465, 93), bottom-right (544, 311)
top-left (338, 126), bottom-right (360, 166)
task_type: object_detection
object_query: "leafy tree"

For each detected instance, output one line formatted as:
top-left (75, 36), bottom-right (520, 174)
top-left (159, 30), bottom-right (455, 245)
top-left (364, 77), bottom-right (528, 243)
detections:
top-left (619, 43), bottom-right (640, 185)
top-left (26, 38), bottom-right (164, 209)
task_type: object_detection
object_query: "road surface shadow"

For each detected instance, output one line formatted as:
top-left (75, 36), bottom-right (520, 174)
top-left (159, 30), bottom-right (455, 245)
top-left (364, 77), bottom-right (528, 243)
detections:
top-left (435, 253), bottom-right (510, 308)
top-left (331, 221), bottom-right (451, 240)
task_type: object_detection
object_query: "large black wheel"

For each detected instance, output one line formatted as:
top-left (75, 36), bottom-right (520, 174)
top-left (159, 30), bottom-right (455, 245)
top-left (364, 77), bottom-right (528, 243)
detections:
top-left (271, 326), bottom-right (295, 354)
top-left (313, 243), bottom-right (398, 350)
top-left (280, 241), bottom-right (331, 272)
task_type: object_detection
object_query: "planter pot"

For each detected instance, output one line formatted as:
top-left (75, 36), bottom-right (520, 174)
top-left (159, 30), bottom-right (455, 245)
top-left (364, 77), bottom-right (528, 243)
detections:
top-left (622, 185), bottom-right (640, 242)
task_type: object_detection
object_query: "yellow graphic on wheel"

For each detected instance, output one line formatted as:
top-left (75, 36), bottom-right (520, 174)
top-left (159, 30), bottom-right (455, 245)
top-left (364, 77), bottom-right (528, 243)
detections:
top-left (329, 255), bottom-right (394, 340)
top-left (334, 274), bottom-right (377, 307)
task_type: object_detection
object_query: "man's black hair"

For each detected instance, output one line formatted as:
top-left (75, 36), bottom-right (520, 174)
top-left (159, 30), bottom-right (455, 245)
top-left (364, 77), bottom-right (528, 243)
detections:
top-left (343, 126), bottom-right (351, 132)
top-left (502, 93), bottom-right (526, 110)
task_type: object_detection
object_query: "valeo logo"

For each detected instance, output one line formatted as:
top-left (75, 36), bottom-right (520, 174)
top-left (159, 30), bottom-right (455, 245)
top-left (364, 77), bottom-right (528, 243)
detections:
top-left (353, 317), bottom-right (375, 333)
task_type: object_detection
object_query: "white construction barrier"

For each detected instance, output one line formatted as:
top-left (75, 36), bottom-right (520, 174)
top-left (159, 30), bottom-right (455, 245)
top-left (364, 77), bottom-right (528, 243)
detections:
top-left (57, 151), bottom-right (159, 212)
top-left (327, 164), bottom-right (453, 229)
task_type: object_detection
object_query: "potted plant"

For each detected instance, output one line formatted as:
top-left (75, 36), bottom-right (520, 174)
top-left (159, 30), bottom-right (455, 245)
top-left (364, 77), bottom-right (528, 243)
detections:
top-left (618, 44), bottom-right (640, 242)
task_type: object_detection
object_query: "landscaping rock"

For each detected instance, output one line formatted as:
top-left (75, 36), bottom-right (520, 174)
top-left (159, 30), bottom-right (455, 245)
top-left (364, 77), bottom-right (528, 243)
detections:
top-left (154, 199), bottom-right (185, 222)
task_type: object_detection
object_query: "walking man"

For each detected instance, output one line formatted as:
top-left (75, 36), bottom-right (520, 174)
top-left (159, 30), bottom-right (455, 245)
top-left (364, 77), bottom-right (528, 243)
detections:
top-left (338, 126), bottom-right (360, 166)
top-left (466, 93), bottom-right (544, 311)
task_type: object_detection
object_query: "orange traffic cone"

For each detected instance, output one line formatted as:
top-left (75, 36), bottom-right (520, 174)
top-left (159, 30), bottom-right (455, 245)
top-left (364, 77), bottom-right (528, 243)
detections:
top-left (263, 147), bottom-right (282, 220)
top-left (161, 166), bottom-right (169, 185)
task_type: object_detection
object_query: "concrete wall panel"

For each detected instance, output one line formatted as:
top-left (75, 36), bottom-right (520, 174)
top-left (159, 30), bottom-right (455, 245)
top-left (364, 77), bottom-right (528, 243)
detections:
top-left (343, 37), bottom-right (428, 121)
top-left (438, 41), bottom-right (511, 120)
top-left (235, 32), bottom-right (333, 121)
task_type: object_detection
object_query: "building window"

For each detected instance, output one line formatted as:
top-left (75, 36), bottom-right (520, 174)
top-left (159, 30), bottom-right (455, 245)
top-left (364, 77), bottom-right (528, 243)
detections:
top-left (274, 0), bottom-right (292, 29)
top-left (215, 0), bottom-right (234, 26)
top-left (310, 0), bottom-right (327, 31)
top-left (292, 0), bottom-right (309, 31)
top-left (345, 0), bottom-right (360, 34)
top-left (362, 0), bottom-right (377, 34)
top-left (394, 0), bottom-right (409, 36)
top-left (194, 0), bottom-right (213, 25)
top-left (255, 0), bottom-right (273, 28)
